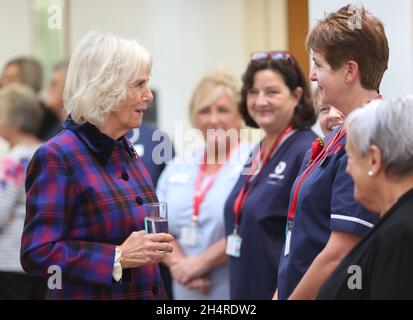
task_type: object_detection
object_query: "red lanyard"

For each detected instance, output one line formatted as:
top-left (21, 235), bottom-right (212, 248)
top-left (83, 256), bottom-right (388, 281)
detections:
top-left (193, 144), bottom-right (239, 221)
top-left (286, 128), bottom-right (347, 224)
top-left (286, 95), bottom-right (383, 225)
top-left (232, 125), bottom-right (294, 226)
top-left (285, 95), bottom-right (383, 228)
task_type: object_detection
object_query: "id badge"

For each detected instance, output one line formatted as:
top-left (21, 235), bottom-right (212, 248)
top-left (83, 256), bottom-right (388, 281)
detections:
top-left (180, 225), bottom-right (201, 247)
top-left (226, 233), bottom-right (242, 258)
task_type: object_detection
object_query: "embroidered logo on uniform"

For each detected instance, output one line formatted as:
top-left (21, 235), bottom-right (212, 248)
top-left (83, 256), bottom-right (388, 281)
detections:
top-left (269, 161), bottom-right (286, 180)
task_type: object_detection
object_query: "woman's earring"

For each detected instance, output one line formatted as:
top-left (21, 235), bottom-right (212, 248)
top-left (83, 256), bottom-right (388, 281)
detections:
top-left (345, 78), bottom-right (349, 84)
top-left (368, 170), bottom-right (374, 176)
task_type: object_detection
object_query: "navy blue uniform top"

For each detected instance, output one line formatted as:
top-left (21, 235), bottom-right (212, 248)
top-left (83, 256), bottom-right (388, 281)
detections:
top-left (277, 128), bottom-right (379, 300)
top-left (126, 123), bottom-right (175, 187)
top-left (224, 129), bottom-right (316, 300)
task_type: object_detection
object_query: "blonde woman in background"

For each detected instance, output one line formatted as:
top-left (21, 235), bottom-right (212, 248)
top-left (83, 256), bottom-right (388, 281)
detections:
top-left (158, 71), bottom-right (251, 299)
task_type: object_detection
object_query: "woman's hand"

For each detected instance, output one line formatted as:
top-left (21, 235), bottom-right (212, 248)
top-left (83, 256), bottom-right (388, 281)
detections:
top-left (170, 255), bottom-right (208, 285)
top-left (162, 240), bottom-right (186, 267)
top-left (119, 230), bottom-right (173, 269)
top-left (185, 277), bottom-right (211, 295)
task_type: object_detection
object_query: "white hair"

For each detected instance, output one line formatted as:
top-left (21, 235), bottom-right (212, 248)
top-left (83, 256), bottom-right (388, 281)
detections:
top-left (346, 96), bottom-right (413, 176)
top-left (64, 31), bottom-right (152, 127)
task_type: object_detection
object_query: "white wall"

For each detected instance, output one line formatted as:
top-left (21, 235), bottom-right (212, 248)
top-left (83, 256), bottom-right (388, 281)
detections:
top-left (309, 0), bottom-right (413, 98)
top-left (0, 0), bottom-right (31, 68)
top-left (3, 1), bottom-right (411, 150)
top-left (69, 0), bottom-right (248, 154)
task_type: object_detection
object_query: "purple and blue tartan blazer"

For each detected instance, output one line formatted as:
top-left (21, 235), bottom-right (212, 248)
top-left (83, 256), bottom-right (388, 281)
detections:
top-left (21, 117), bottom-right (167, 300)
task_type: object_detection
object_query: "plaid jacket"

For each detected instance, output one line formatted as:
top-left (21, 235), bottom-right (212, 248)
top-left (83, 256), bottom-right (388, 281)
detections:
top-left (21, 117), bottom-right (167, 300)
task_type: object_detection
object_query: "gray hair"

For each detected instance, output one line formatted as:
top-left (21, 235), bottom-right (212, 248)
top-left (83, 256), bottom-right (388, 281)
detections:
top-left (0, 84), bottom-right (43, 134)
top-left (64, 31), bottom-right (152, 127)
top-left (345, 96), bottom-right (413, 177)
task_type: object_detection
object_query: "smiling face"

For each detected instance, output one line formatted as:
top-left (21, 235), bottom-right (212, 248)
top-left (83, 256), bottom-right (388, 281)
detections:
top-left (103, 72), bottom-right (153, 139)
top-left (247, 69), bottom-right (301, 135)
top-left (309, 51), bottom-right (348, 112)
top-left (319, 104), bottom-right (345, 135)
top-left (195, 91), bottom-right (241, 145)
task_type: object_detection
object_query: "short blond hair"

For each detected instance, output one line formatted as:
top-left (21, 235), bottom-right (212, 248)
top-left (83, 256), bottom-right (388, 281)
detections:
top-left (189, 71), bottom-right (240, 127)
top-left (64, 31), bottom-right (152, 127)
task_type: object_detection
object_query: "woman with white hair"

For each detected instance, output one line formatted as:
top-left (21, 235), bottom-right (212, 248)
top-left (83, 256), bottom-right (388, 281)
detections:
top-left (21, 31), bottom-right (173, 300)
top-left (318, 96), bottom-right (413, 299)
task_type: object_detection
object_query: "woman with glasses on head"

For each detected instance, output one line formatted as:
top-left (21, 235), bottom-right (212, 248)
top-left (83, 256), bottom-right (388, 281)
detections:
top-left (276, 5), bottom-right (389, 300)
top-left (223, 51), bottom-right (316, 300)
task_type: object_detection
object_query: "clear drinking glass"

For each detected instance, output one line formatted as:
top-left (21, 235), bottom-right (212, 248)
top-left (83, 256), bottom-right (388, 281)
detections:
top-left (143, 202), bottom-right (168, 234)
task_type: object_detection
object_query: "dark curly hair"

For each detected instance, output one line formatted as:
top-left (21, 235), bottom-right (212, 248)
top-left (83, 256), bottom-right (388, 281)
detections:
top-left (240, 53), bottom-right (316, 129)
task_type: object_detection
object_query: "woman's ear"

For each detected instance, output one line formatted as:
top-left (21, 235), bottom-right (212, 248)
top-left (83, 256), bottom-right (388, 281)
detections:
top-left (368, 145), bottom-right (383, 176)
top-left (292, 87), bottom-right (303, 103)
top-left (345, 60), bottom-right (359, 83)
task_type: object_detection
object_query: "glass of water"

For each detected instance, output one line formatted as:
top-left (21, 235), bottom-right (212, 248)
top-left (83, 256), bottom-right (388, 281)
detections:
top-left (143, 202), bottom-right (168, 234)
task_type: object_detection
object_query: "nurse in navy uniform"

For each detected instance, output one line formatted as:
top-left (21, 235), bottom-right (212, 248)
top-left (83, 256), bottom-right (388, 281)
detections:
top-left (223, 51), bottom-right (316, 300)
top-left (276, 5), bottom-right (389, 300)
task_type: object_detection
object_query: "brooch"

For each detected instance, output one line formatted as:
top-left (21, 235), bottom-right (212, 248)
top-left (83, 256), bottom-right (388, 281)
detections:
top-left (308, 136), bottom-right (325, 165)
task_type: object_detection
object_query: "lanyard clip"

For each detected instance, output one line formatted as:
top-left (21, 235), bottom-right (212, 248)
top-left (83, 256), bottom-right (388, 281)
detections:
top-left (191, 215), bottom-right (199, 227)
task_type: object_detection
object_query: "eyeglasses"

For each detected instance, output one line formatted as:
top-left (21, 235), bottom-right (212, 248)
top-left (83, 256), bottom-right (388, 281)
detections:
top-left (250, 50), bottom-right (296, 68)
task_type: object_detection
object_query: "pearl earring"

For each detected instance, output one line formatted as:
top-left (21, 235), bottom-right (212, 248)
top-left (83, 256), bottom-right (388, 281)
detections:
top-left (368, 170), bottom-right (374, 176)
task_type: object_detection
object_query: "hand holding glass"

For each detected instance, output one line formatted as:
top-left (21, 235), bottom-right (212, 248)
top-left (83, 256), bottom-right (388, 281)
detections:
top-left (144, 202), bottom-right (168, 234)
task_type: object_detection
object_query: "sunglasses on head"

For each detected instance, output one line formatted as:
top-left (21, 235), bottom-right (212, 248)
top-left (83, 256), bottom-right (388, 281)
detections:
top-left (250, 50), bottom-right (296, 68)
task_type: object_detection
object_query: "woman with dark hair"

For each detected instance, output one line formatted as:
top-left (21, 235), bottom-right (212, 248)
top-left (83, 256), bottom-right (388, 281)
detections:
top-left (223, 51), bottom-right (316, 299)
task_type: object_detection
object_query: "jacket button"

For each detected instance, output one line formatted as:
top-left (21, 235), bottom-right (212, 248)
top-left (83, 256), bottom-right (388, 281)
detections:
top-left (152, 285), bottom-right (159, 294)
top-left (121, 172), bottom-right (129, 181)
top-left (136, 196), bottom-right (143, 205)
